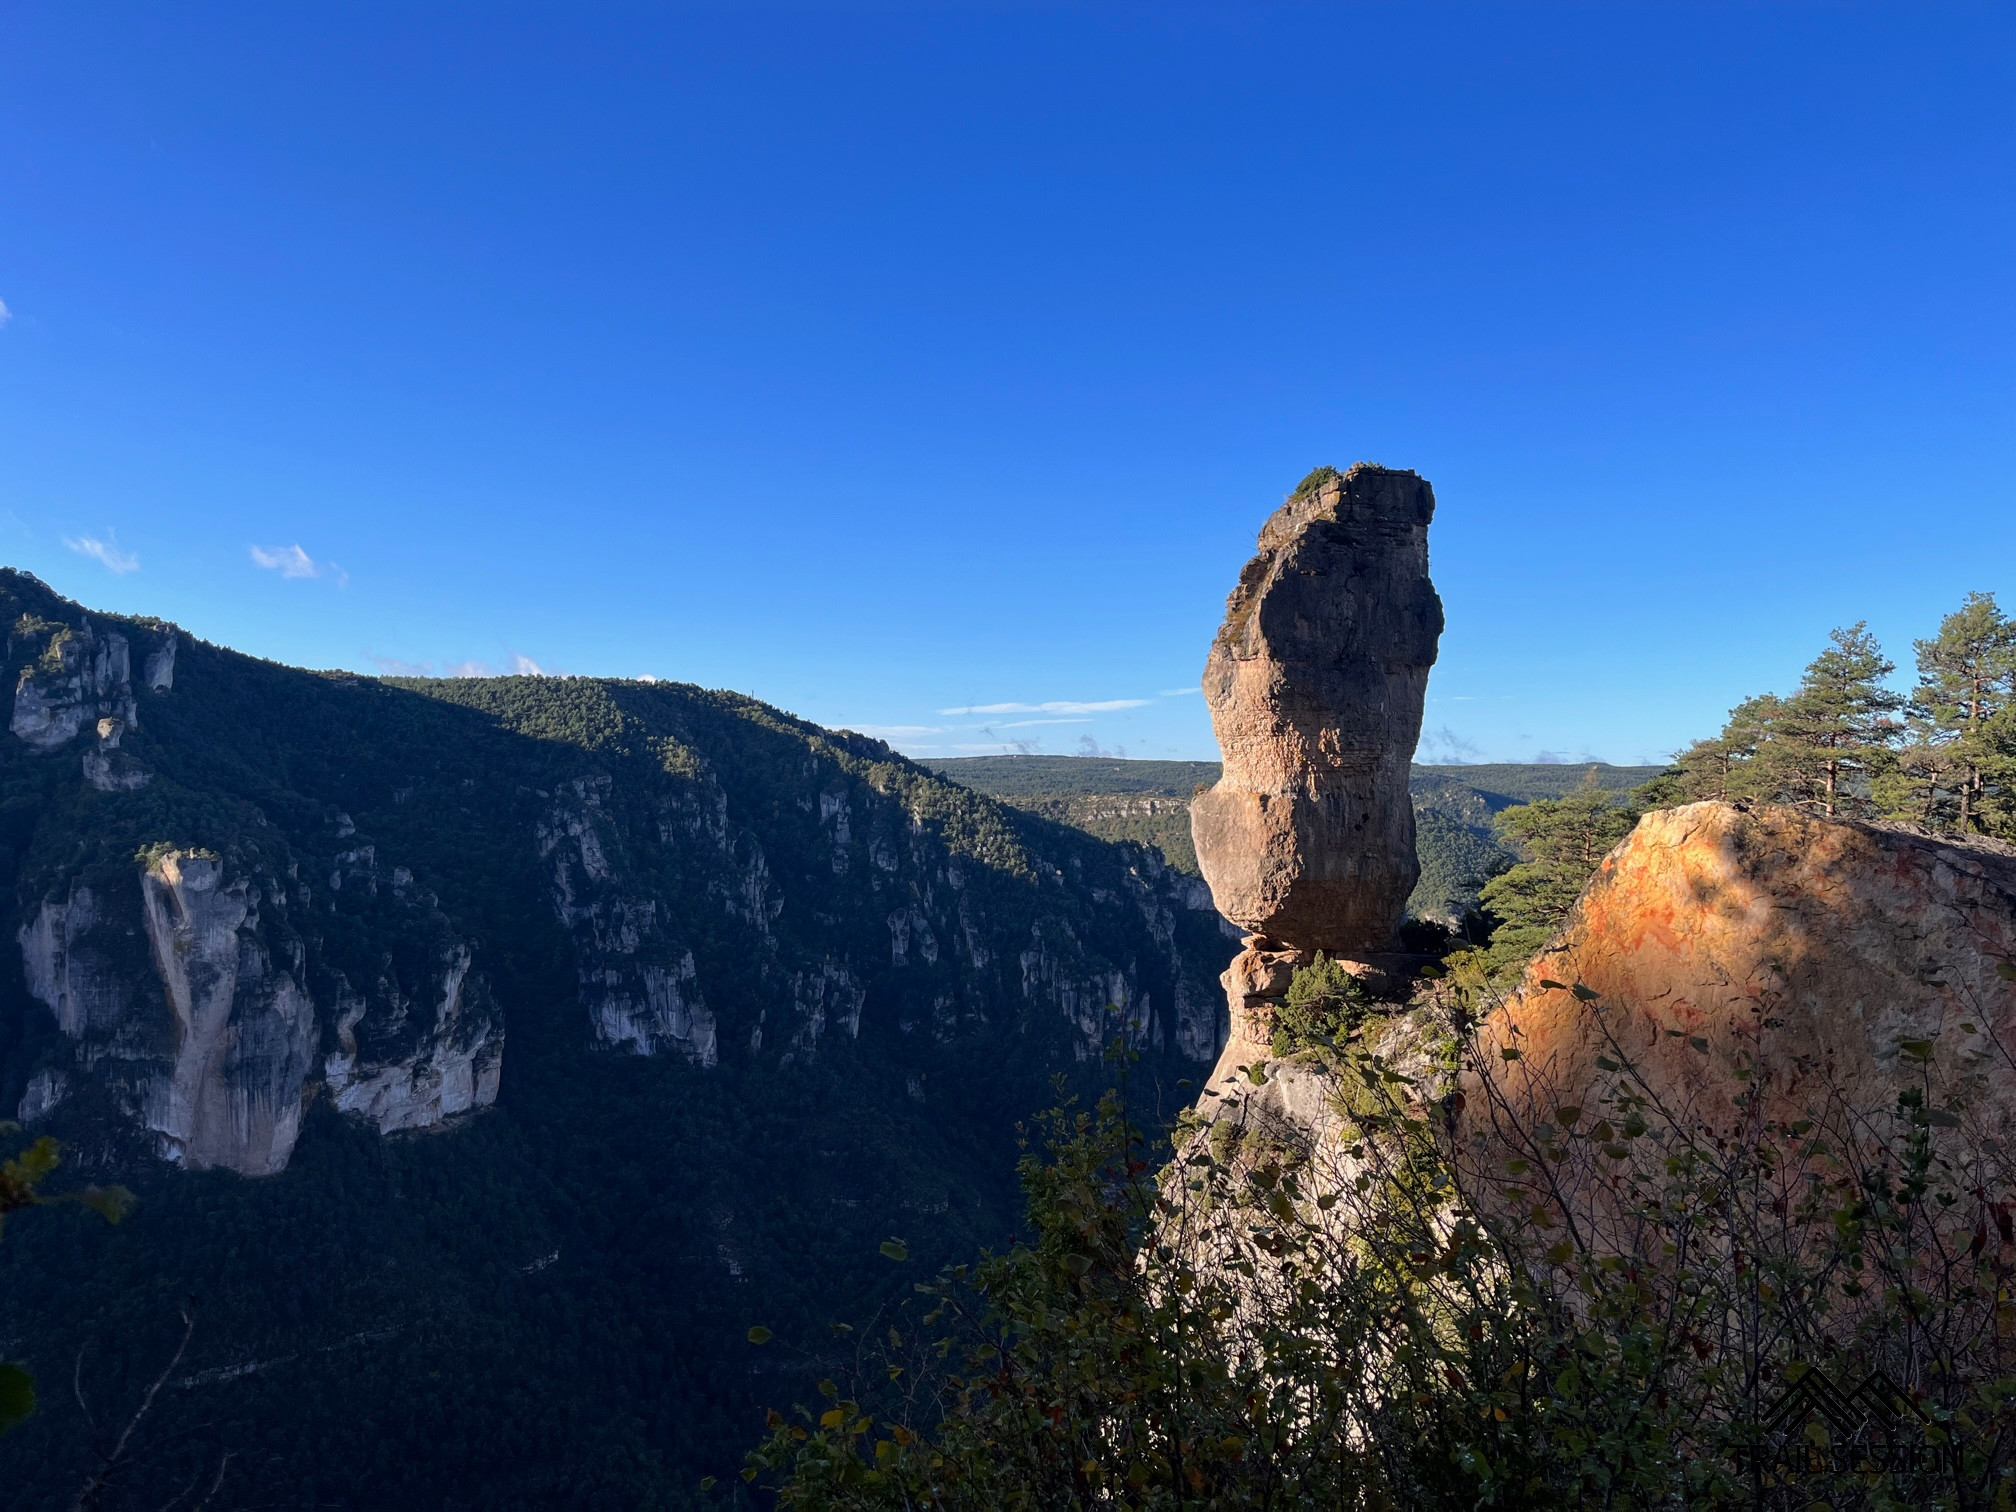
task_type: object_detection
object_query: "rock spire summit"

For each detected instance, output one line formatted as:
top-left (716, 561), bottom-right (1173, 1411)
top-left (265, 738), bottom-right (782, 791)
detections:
top-left (1191, 462), bottom-right (1443, 1027)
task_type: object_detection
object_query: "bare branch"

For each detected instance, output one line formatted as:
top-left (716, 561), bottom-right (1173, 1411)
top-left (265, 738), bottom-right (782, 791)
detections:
top-left (72, 1307), bottom-right (196, 1512)
top-left (72, 1343), bottom-right (92, 1430)
top-left (188, 1450), bottom-right (231, 1512)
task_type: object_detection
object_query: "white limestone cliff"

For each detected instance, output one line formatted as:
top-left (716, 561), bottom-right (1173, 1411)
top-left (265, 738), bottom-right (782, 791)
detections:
top-left (541, 776), bottom-right (721, 1063)
top-left (324, 943), bottom-right (504, 1134)
top-left (20, 885), bottom-right (131, 1040)
top-left (138, 851), bottom-right (318, 1175)
top-left (144, 634), bottom-right (177, 691)
top-left (11, 622), bottom-right (141, 752)
top-left (17, 847), bottom-right (504, 1174)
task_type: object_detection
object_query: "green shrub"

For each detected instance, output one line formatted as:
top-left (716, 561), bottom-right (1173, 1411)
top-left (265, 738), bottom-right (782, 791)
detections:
top-left (746, 997), bottom-right (2016, 1511)
top-left (1289, 464), bottom-right (1339, 500)
top-left (1269, 952), bottom-right (1364, 1055)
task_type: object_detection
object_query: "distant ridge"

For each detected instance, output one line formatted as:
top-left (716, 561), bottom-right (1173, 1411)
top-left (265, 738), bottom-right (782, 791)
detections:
top-left (921, 756), bottom-right (1220, 799)
top-left (923, 755), bottom-right (1663, 801)
top-left (925, 755), bottom-right (1669, 921)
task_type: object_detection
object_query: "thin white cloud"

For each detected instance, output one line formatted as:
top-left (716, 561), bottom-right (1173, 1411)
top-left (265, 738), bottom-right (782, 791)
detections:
top-left (0, 298), bottom-right (12, 328)
top-left (844, 724), bottom-right (945, 739)
top-left (65, 532), bottom-right (139, 575)
top-left (1156, 687), bottom-right (1201, 698)
top-left (992, 717), bottom-right (1091, 729)
top-left (1417, 725), bottom-right (1484, 764)
top-left (941, 698), bottom-right (1150, 716)
top-left (370, 654), bottom-right (540, 679)
top-left (881, 738), bottom-right (1054, 756)
top-left (250, 543), bottom-right (321, 579)
top-left (369, 655), bottom-right (554, 680)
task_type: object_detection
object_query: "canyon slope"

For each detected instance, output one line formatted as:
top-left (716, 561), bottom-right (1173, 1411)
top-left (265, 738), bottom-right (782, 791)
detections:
top-left (0, 568), bottom-right (1231, 1507)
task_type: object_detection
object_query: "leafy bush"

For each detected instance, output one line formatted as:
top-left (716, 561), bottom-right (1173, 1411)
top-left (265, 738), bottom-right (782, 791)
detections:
top-left (745, 990), bottom-right (2016, 1510)
top-left (1, 1129), bottom-right (129, 1434)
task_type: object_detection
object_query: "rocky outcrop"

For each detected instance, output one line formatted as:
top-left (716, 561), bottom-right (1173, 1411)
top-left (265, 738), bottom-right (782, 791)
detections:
top-left (144, 634), bottom-right (177, 691)
top-left (789, 960), bottom-right (867, 1050)
top-left (16, 855), bottom-right (321, 1174)
top-left (138, 852), bottom-right (318, 1174)
top-left (1479, 801), bottom-right (2016, 1140)
top-left (17, 844), bottom-right (502, 1174)
top-left (19, 886), bottom-right (139, 1041)
top-left (1192, 464), bottom-right (1442, 957)
top-left (315, 846), bottom-right (504, 1135)
top-left (540, 776), bottom-right (721, 1063)
top-left (1184, 801), bottom-right (2016, 1261)
top-left (9, 613), bottom-right (172, 791)
top-left (10, 619), bottom-right (141, 752)
top-left (82, 718), bottom-right (152, 792)
top-left (324, 941), bottom-right (503, 1135)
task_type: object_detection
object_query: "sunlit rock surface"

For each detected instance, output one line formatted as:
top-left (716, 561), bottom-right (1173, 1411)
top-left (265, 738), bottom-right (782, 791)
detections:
top-left (10, 620), bottom-right (139, 752)
top-left (1479, 800), bottom-right (2016, 1137)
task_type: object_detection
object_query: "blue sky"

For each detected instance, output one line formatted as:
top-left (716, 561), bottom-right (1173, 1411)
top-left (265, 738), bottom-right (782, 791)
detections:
top-left (2, 3), bottom-right (2010, 764)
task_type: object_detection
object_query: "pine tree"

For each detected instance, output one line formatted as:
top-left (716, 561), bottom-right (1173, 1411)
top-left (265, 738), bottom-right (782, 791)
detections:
top-left (1475, 771), bottom-right (1640, 973)
top-left (1756, 623), bottom-right (1903, 817)
top-left (1977, 707), bottom-right (2016, 840)
top-left (1649, 693), bottom-right (1783, 805)
top-left (1874, 733), bottom-right (1959, 830)
top-left (1892, 592), bottom-right (2016, 832)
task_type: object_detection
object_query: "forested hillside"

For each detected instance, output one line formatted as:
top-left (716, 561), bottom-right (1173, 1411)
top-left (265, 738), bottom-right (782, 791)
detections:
top-left (0, 571), bottom-right (1231, 1509)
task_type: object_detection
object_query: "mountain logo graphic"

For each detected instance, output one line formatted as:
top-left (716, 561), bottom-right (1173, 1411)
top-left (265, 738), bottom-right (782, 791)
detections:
top-left (1747, 1367), bottom-right (1954, 1490)
top-left (1762, 1368), bottom-right (1922, 1440)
